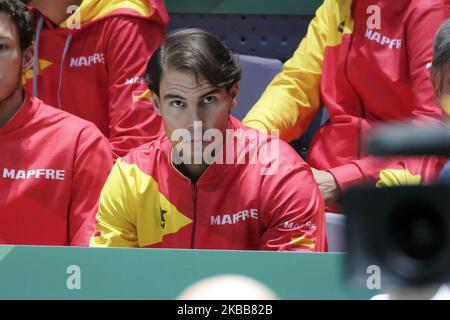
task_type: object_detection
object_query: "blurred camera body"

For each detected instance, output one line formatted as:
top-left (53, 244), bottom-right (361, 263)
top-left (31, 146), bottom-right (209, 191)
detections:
top-left (343, 184), bottom-right (450, 289)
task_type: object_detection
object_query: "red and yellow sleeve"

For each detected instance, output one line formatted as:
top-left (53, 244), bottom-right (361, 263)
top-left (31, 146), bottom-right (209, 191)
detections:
top-left (90, 159), bottom-right (139, 247)
top-left (328, 155), bottom-right (445, 191)
top-left (242, 0), bottom-right (340, 142)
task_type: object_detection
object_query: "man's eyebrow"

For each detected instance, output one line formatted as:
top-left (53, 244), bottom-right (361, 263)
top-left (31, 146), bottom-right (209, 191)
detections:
top-left (199, 88), bottom-right (221, 98)
top-left (163, 93), bottom-right (186, 100)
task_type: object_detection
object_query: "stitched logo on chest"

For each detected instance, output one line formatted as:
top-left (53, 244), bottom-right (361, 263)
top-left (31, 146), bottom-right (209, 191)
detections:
top-left (365, 28), bottom-right (402, 49)
top-left (69, 53), bottom-right (105, 67)
top-left (2, 168), bottom-right (65, 180)
top-left (210, 209), bottom-right (259, 226)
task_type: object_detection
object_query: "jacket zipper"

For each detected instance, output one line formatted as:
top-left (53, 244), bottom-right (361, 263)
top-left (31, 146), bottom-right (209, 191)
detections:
top-left (190, 183), bottom-right (198, 249)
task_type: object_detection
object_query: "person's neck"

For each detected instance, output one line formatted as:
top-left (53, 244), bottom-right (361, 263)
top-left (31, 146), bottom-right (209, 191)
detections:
top-left (34, 0), bottom-right (82, 25)
top-left (0, 89), bottom-right (24, 129)
top-left (176, 163), bottom-right (209, 183)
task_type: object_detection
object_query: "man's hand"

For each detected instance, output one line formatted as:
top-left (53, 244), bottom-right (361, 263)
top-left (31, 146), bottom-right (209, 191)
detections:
top-left (311, 168), bottom-right (341, 206)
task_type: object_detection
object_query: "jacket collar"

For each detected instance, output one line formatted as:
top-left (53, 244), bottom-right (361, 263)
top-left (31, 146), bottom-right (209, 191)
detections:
top-left (0, 94), bottom-right (37, 136)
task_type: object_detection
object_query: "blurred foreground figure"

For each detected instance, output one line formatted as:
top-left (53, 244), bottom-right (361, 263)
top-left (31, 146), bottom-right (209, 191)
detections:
top-left (177, 274), bottom-right (278, 300)
top-left (431, 19), bottom-right (450, 181)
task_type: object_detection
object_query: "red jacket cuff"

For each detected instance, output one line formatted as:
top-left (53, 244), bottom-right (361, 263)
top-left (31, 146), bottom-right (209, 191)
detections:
top-left (327, 163), bottom-right (365, 191)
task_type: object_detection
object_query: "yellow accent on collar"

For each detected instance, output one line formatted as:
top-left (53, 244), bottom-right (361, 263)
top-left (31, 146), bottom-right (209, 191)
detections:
top-left (60, 0), bottom-right (153, 28)
top-left (24, 59), bottom-right (53, 80)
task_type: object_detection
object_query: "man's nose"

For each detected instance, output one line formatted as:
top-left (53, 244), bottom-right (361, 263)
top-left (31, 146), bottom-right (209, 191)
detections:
top-left (189, 107), bottom-right (204, 123)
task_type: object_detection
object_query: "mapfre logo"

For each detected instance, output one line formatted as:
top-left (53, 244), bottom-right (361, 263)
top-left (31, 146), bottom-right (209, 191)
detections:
top-left (70, 53), bottom-right (105, 67)
top-left (210, 209), bottom-right (259, 226)
top-left (2, 168), bottom-right (65, 180)
top-left (365, 28), bottom-right (402, 49)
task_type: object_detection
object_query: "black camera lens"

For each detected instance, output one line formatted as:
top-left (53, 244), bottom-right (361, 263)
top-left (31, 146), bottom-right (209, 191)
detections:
top-left (390, 202), bottom-right (445, 260)
top-left (345, 185), bottom-right (450, 287)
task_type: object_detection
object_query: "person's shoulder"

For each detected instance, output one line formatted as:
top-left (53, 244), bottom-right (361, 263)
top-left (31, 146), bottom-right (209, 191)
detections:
top-left (112, 135), bottom-right (168, 187)
top-left (121, 134), bottom-right (168, 168)
top-left (405, 0), bottom-right (445, 15)
top-left (96, 13), bottom-right (164, 31)
top-left (33, 98), bottom-right (103, 137)
top-left (277, 138), bottom-right (308, 166)
top-left (267, 136), bottom-right (309, 174)
top-left (235, 119), bottom-right (308, 173)
top-left (408, 0), bottom-right (444, 8)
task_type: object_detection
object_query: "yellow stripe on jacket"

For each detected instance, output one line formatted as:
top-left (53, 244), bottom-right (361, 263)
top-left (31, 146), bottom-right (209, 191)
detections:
top-left (60, 0), bottom-right (154, 28)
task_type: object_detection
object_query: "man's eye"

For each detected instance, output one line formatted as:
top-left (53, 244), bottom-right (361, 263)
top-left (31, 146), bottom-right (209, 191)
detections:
top-left (170, 100), bottom-right (185, 108)
top-left (0, 44), bottom-right (7, 50)
top-left (203, 96), bottom-right (216, 104)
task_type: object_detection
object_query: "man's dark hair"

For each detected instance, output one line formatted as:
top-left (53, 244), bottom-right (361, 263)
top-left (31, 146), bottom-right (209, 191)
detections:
top-left (431, 18), bottom-right (450, 96)
top-left (145, 28), bottom-right (241, 96)
top-left (0, 0), bottom-right (34, 50)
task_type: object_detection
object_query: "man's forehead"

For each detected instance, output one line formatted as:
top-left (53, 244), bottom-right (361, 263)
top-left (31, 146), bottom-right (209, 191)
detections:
top-left (0, 12), bottom-right (17, 40)
top-left (161, 69), bottom-right (219, 93)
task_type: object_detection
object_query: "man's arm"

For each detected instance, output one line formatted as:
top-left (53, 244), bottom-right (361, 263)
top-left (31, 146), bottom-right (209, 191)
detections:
top-left (69, 126), bottom-right (113, 246)
top-left (326, 155), bottom-right (444, 195)
top-left (259, 163), bottom-right (326, 252)
top-left (242, 0), bottom-right (334, 142)
top-left (104, 16), bottom-right (166, 159)
top-left (323, 2), bottom-right (447, 195)
top-left (314, 2), bottom-right (447, 201)
top-left (90, 159), bottom-right (139, 247)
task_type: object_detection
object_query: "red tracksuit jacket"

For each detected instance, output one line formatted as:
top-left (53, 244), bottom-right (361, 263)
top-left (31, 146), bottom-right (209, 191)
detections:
top-left (0, 96), bottom-right (112, 245)
top-left (243, 0), bottom-right (449, 191)
top-left (90, 117), bottom-right (326, 251)
top-left (25, 0), bottom-right (169, 159)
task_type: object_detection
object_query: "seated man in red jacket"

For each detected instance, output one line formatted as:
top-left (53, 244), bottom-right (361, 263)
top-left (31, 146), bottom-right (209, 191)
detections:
top-left (20, 0), bottom-right (169, 159)
top-left (0, 0), bottom-right (112, 245)
top-left (432, 19), bottom-right (450, 181)
top-left (90, 29), bottom-right (326, 251)
top-left (243, 0), bottom-right (448, 209)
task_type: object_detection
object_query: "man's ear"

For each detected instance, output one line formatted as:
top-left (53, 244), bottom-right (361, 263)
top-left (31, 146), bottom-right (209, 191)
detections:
top-left (229, 82), bottom-right (240, 110)
top-left (21, 45), bottom-right (34, 74)
top-left (152, 94), bottom-right (162, 116)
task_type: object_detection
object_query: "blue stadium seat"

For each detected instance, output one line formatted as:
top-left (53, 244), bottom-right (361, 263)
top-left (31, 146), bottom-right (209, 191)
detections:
top-left (326, 212), bottom-right (346, 252)
top-left (233, 54), bottom-right (283, 120)
top-left (235, 54), bottom-right (328, 159)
